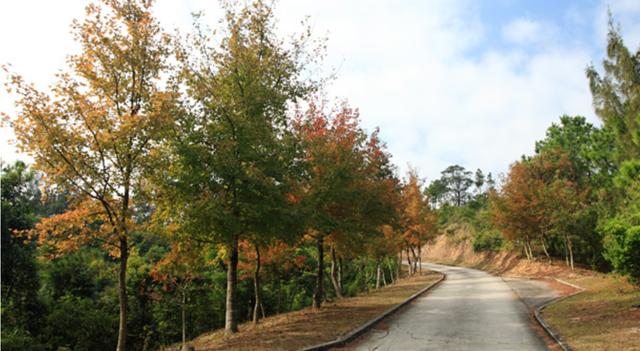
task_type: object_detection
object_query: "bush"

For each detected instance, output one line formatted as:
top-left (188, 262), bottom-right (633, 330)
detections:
top-left (473, 230), bottom-right (504, 252)
top-left (602, 216), bottom-right (640, 284)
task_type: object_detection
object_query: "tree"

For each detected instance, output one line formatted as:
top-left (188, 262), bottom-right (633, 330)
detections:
top-left (151, 242), bottom-right (206, 351)
top-left (4, 1), bottom-right (174, 348)
top-left (1, 162), bottom-right (44, 341)
top-left (164, 1), bottom-right (314, 333)
top-left (425, 178), bottom-right (448, 208)
top-left (294, 99), bottom-right (397, 307)
top-left (491, 150), bottom-right (585, 266)
top-left (587, 17), bottom-right (640, 162)
top-left (440, 165), bottom-right (473, 206)
top-left (474, 168), bottom-right (485, 194)
top-left (587, 17), bottom-right (640, 281)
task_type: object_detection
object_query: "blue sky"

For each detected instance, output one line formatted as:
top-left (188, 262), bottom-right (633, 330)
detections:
top-left (1, 0), bottom-right (639, 183)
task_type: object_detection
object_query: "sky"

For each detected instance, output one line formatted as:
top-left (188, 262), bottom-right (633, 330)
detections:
top-left (1, 0), bottom-right (639, 183)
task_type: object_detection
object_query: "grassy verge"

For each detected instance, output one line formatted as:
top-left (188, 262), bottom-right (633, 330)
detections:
top-left (542, 275), bottom-right (640, 351)
top-left (176, 272), bottom-right (441, 351)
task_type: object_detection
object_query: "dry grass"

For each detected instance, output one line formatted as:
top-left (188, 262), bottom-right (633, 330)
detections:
top-left (177, 272), bottom-right (441, 351)
top-left (543, 275), bottom-right (640, 351)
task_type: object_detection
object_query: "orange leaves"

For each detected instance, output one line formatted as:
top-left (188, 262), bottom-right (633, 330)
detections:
top-left (34, 198), bottom-right (114, 258)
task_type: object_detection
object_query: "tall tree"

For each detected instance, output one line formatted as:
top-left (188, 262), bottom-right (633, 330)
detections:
top-left (425, 178), bottom-right (448, 208)
top-left (587, 17), bottom-right (640, 162)
top-left (294, 100), bottom-right (397, 308)
top-left (441, 165), bottom-right (473, 206)
top-left (587, 17), bottom-right (640, 282)
top-left (4, 1), bottom-right (173, 349)
top-left (474, 168), bottom-right (485, 194)
top-left (164, 1), bottom-right (315, 333)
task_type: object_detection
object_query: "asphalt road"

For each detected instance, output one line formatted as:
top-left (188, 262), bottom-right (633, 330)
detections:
top-left (352, 263), bottom-right (549, 351)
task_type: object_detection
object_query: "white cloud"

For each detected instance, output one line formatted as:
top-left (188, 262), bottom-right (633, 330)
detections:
top-left (0, 0), bottom-right (629, 183)
top-left (502, 18), bottom-right (545, 45)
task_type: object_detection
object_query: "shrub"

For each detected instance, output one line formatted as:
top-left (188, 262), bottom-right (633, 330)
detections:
top-left (473, 230), bottom-right (504, 252)
top-left (602, 216), bottom-right (640, 284)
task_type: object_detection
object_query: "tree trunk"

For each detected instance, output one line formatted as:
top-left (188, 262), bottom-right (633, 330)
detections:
top-left (540, 235), bottom-right (551, 260)
top-left (313, 236), bottom-right (324, 309)
top-left (409, 246), bottom-right (418, 274)
top-left (418, 243), bottom-right (422, 274)
top-left (381, 264), bottom-right (387, 286)
top-left (329, 245), bottom-right (343, 298)
top-left (397, 252), bottom-right (401, 280)
top-left (563, 235), bottom-right (569, 266)
top-left (181, 289), bottom-right (187, 351)
top-left (225, 235), bottom-right (239, 334)
top-left (387, 260), bottom-right (395, 284)
top-left (375, 261), bottom-right (382, 289)
top-left (253, 243), bottom-right (262, 324)
top-left (275, 273), bottom-right (281, 314)
top-left (338, 257), bottom-right (343, 292)
top-left (566, 234), bottom-right (574, 271)
top-left (117, 237), bottom-right (128, 351)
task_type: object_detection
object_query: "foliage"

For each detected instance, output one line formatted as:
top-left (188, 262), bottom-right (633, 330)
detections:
top-left (472, 230), bottom-right (504, 252)
top-left (602, 214), bottom-right (640, 284)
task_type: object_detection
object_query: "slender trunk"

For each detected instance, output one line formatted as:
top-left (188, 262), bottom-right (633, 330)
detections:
top-left (540, 235), bottom-right (551, 260)
top-left (381, 264), bottom-right (388, 286)
top-left (181, 289), bottom-right (186, 351)
top-left (566, 234), bottom-right (574, 271)
top-left (387, 260), bottom-right (395, 284)
top-left (313, 236), bottom-right (324, 309)
top-left (406, 247), bottom-right (413, 275)
top-left (225, 235), bottom-right (239, 334)
top-left (418, 243), bottom-right (422, 274)
top-left (117, 236), bottom-right (128, 351)
top-left (409, 246), bottom-right (418, 274)
top-left (523, 237), bottom-right (533, 260)
top-left (329, 246), bottom-right (343, 298)
top-left (563, 235), bottom-right (569, 266)
top-left (338, 257), bottom-right (343, 292)
top-left (375, 261), bottom-right (382, 289)
top-left (253, 243), bottom-right (262, 324)
top-left (397, 252), bottom-right (401, 280)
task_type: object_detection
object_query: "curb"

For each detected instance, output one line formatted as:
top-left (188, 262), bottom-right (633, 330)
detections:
top-left (533, 278), bottom-right (585, 351)
top-left (298, 273), bottom-right (446, 351)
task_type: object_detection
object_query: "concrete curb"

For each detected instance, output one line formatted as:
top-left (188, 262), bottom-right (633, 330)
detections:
top-left (298, 273), bottom-right (446, 351)
top-left (533, 278), bottom-right (585, 351)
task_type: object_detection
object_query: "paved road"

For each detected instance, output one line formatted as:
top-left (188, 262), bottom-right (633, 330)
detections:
top-left (352, 263), bottom-right (548, 351)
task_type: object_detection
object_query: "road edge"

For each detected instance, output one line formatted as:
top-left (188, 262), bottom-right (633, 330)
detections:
top-left (298, 273), bottom-right (446, 351)
top-left (533, 278), bottom-right (585, 351)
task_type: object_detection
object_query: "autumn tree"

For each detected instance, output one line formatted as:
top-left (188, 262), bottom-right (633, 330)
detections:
top-left (491, 150), bottom-right (585, 267)
top-left (294, 99), bottom-right (397, 307)
top-left (400, 170), bottom-right (435, 274)
top-left (151, 242), bottom-right (206, 351)
top-left (161, 1), bottom-right (316, 333)
top-left (3, 1), bottom-right (174, 349)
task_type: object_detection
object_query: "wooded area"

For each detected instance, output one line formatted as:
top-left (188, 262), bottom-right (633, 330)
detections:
top-left (1, 1), bottom-right (638, 350)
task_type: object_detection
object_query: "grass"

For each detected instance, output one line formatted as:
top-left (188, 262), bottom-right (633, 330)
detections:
top-left (179, 272), bottom-right (442, 351)
top-left (543, 274), bottom-right (640, 351)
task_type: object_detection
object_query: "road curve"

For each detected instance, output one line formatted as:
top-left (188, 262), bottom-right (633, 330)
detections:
top-left (352, 263), bottom-right (547, 351)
